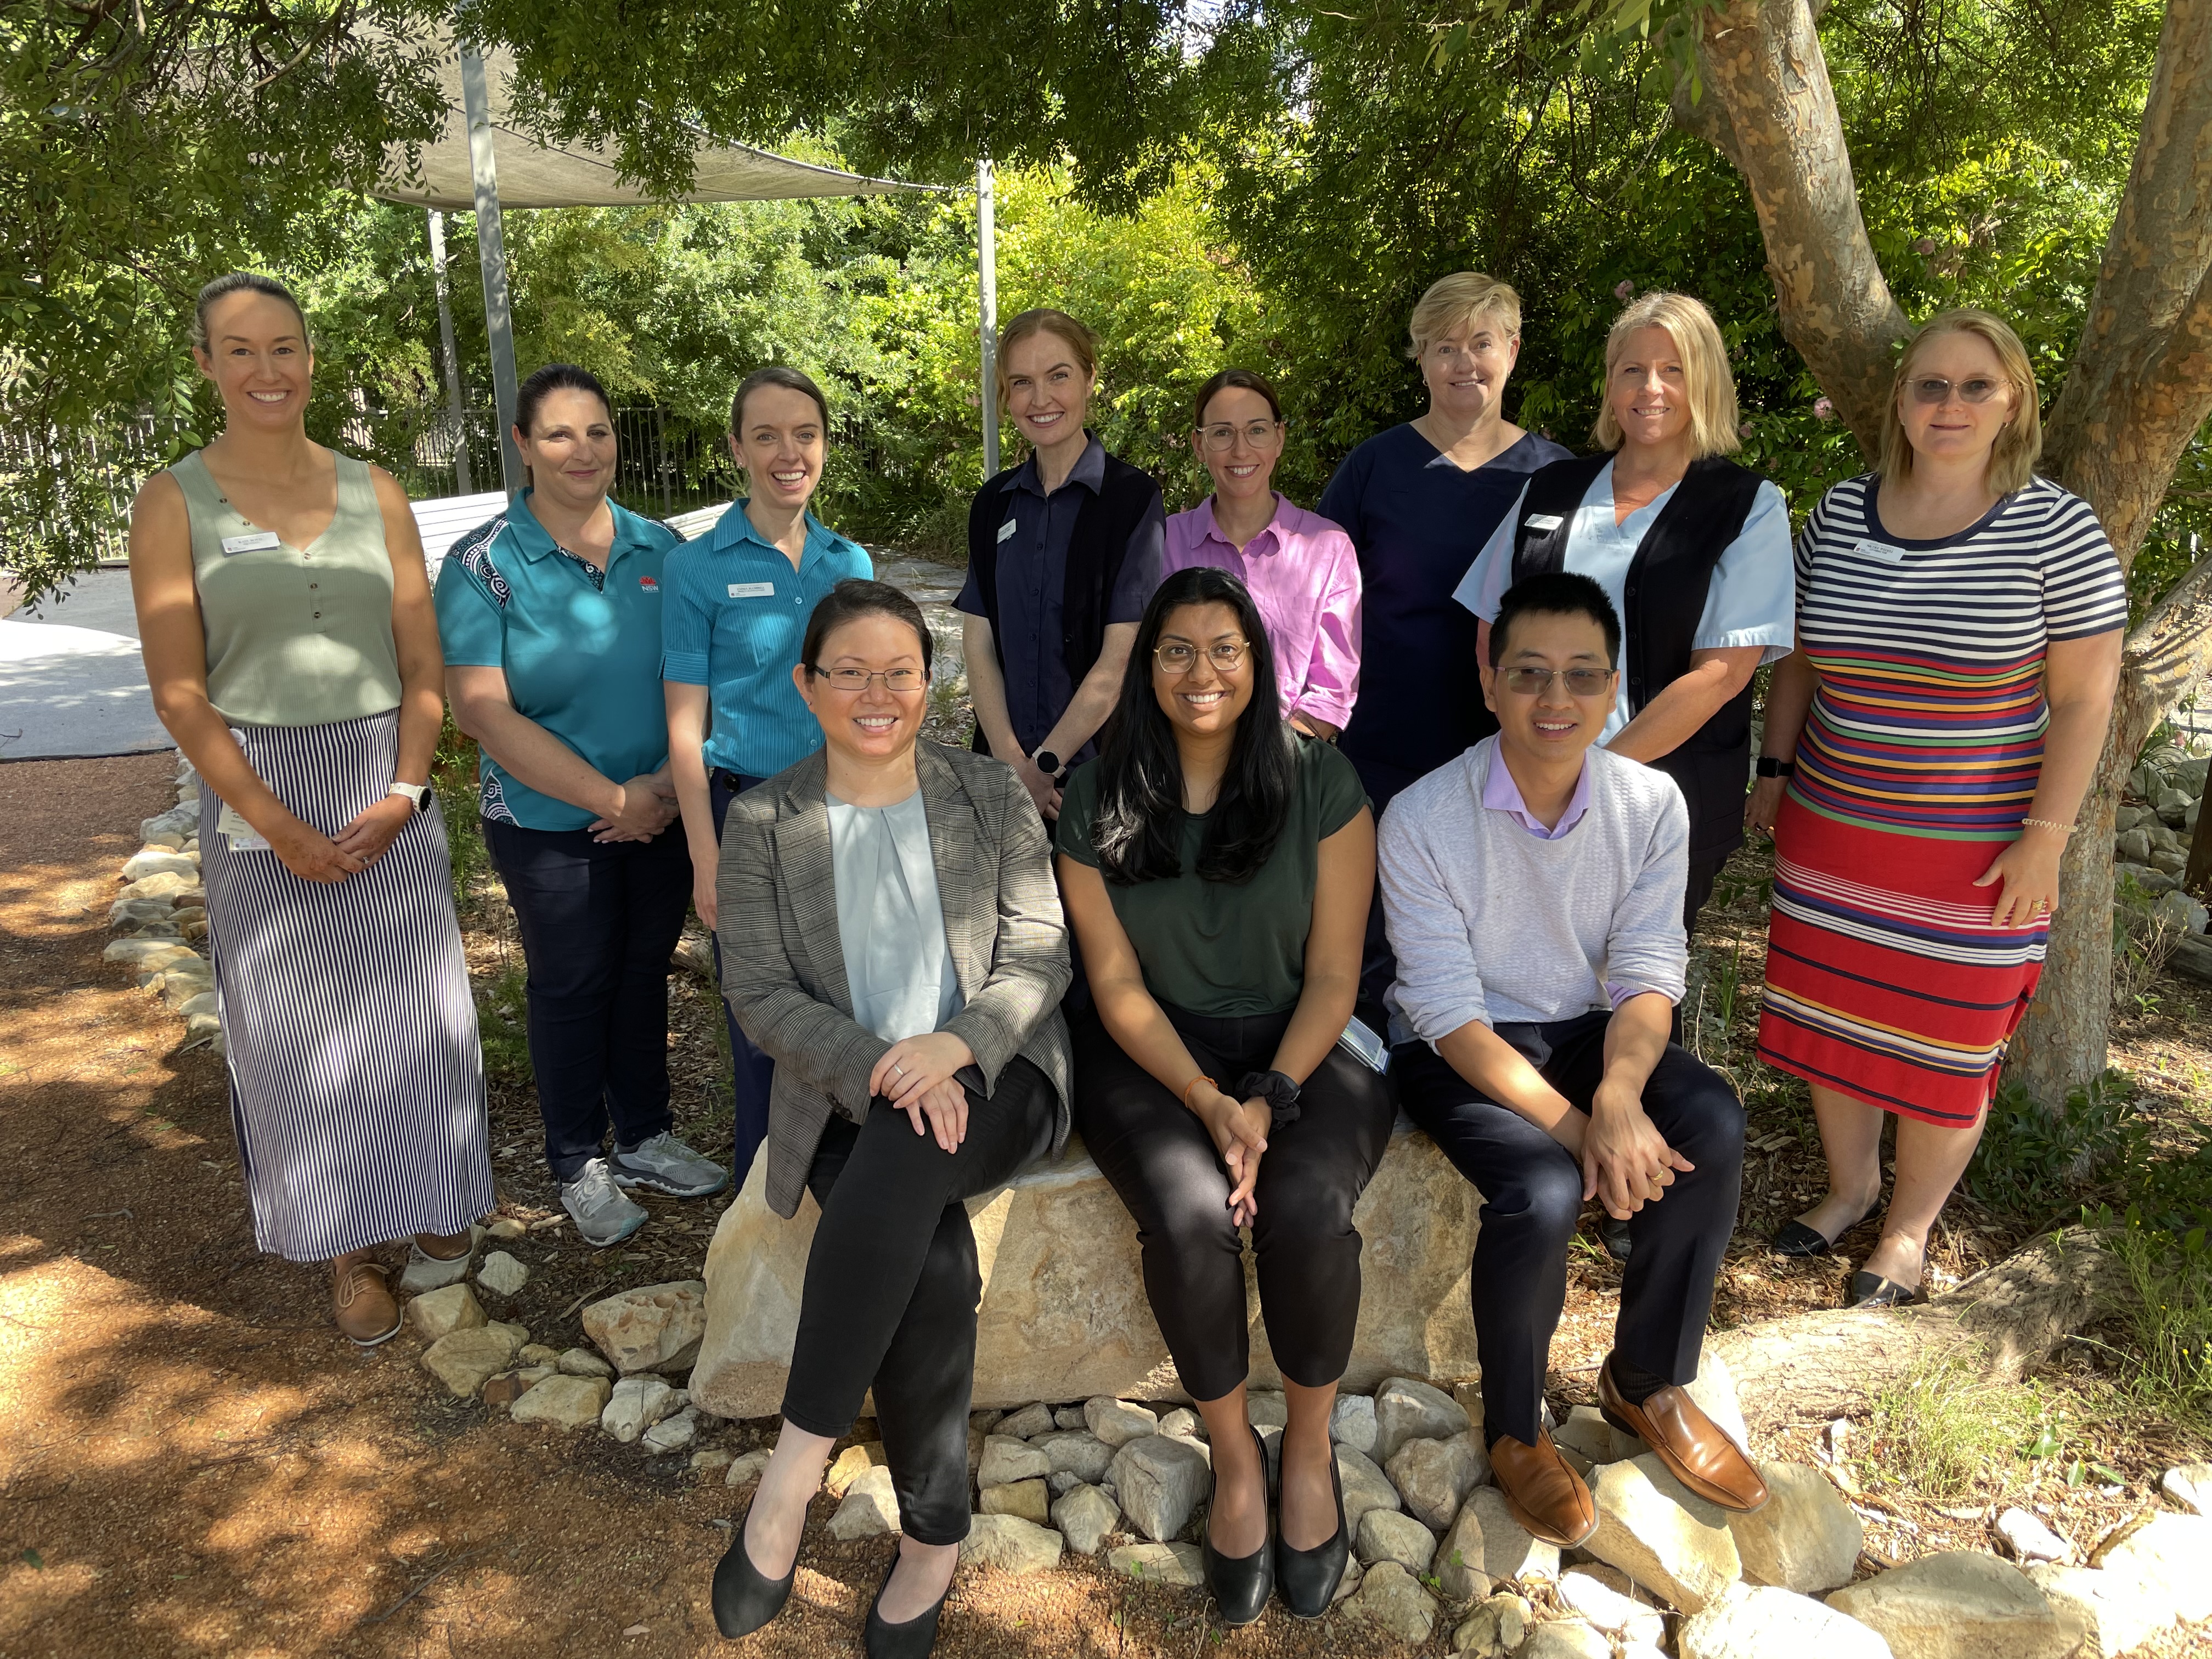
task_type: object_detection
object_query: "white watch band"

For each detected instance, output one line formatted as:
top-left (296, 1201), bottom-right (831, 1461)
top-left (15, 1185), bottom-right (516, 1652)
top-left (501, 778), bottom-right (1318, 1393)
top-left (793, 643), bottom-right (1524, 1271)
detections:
top-left (388, 782), bottom-right (429, 809)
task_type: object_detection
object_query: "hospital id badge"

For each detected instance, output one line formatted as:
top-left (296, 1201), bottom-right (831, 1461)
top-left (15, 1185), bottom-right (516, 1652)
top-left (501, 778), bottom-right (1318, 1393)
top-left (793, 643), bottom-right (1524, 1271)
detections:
top-left (217, 727), bottom-right (273, 849)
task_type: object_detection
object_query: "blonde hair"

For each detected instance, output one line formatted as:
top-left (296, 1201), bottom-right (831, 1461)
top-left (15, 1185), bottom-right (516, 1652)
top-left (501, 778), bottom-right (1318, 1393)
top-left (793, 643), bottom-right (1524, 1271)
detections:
top-left (1406, 272), bottom-right (1522, 359)
top-left (1877, 309), bottom-right (2041, 496)
top-left (996, 308), bottom-right (1099, 407)
top-left (1592, 291), bottom-right (1741, 458)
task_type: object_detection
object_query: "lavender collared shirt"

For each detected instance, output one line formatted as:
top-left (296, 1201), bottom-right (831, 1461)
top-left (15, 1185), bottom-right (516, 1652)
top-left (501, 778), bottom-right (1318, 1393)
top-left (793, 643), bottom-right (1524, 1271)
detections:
top-left (1482, 752), bottom-right (1638, 1009)
top-left (1161, 493), bottom-right (1361, 730)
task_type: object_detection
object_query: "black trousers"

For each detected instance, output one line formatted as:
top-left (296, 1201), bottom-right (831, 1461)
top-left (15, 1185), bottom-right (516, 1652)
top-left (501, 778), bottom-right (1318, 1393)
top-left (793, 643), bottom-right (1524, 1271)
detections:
top-left (782, 1057), bottom-right (1058, 1545)
top-left (483, 816), bottom-right (693, 1183)
top-left (709, 771), bottom-right (777, 1190)
top-left (1072, 1003), bottom-right (1397, 1402)
top-left (1393, 1011), bottom-right (1745, 1444)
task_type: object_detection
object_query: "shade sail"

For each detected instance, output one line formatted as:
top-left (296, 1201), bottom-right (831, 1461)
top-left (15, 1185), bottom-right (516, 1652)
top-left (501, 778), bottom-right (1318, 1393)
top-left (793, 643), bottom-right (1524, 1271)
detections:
top-left (375, 45), bottom-right (931, 210)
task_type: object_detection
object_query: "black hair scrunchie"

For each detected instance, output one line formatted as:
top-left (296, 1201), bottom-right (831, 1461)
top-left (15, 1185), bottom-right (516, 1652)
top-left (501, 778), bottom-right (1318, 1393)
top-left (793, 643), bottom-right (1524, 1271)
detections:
top-left (1235, 1069), bottom-right (1303, 1130)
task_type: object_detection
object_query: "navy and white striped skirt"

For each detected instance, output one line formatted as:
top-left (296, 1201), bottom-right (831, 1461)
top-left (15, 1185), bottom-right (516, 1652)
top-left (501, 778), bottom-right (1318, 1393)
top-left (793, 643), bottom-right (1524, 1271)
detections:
top-left (202, 710), bottom-right (495, 1261)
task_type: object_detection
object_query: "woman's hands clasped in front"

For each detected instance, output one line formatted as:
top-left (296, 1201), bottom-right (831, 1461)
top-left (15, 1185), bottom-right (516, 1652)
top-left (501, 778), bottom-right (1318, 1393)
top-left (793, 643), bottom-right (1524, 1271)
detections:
top-left (871, 1031), bottom-right (979, 1153)
top-left (1193, 1084), bottom-right (1271, 1227)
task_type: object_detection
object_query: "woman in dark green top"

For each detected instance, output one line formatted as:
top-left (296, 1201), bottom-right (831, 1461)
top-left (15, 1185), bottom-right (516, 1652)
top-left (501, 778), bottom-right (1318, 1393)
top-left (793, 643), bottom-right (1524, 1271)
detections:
top-left (1057, 566), bottom-right (1392, 1624)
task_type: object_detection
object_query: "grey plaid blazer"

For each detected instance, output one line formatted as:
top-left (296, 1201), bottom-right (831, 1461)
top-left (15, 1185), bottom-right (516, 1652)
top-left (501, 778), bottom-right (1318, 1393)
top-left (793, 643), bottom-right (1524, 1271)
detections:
top-left (715, 741), bottom-right (1074, 1218)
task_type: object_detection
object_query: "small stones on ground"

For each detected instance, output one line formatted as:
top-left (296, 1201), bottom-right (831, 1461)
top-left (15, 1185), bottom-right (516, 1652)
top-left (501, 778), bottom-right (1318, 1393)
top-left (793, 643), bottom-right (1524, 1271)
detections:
top-left (517, 1343), bottom-right (558, 1366)
top-left (2160, 1462), bottom-right (2210, 1515)
top-left (579, 1280), bottom-right (707, 1374)
top-left (1336, 1444), bottom-right (1403, 1534)
top-left (1678, 1583), bottom-right (1893, 1659)
top-left (826, 1441), bottom-right (886, 1498)
top-left (481, 1370), bottom-right (540, 1410)
top-left (1246, 1390), bottom-right (1288, 1429)
top-left (691, 1449), bottom-right (733, 1476)
top-left (1330, 1391), bottom-right (1378, 1454)
top-left (1386, 1428), bottom-right (1489, 1531)
top-left (1052, 1483), bottom-right (1120, 1555)
top-left (1558, 1565), bottom-right (1666, 1645)
top-left (1084, 1396), bottom-right (1160, 1447)
top-left (475, 1250), bottom-right (530, 1297)
top-left (1438, 1481), bottom-right (1561, 1601)
top-left (1107, 1540), bottom-right (1203, 1587)
top-left (1155, 1407), bottom-right (1203, 1441)
top-left (600, 1375), bottom-right (678, 1444)
top-left (2024, 1562), bottom-right (2166, 1658)
top-left (979, 1478), bottom-right (1052, 1525)
top-left (1035, 1430), bottom-right (1113, 1483)
top-left (969, 1409), bottom-right (1003, 1436)
top-left (406, 1282), bottom-right (488, 1341)
top-left (827, 1466), bottom-right (900, 1539)
top-left (996, 1401), bottom-right (1057, 1440)
top-left (1047, 1470), bottom-right (1082, 1496)
top-left (2097, 1513), bottom-right (2212, 1626)
top-left (1355, 1507), bottom-right (1438, 1575)
top-left (486, 1216), bottom-right (527, 1240)
top-left (1587, 1452), bottom-right (1742, 1613)
top-left (1053, 1404), bottom-right (1087, 1430)
top-left (1373, 1375), bottom-right (1470, 1462)
top-left (977, 1435), bottom-right (1051, 1489)
top-left (960, 1514), bottom-right (1063, 1576)
top-left (724, 1451), bottom-right (771, 1488)
top-left (1994, 1506), bottom-right (2073, 1564)
top-left (1554, 1404), bottom-right (1620, 1466)
top-left (508, 1374), bottom-right (611, 1430)
top-left (1453, 1590), bottom-right (1532, 1657)
top-left (640, 1407), bottom-right (698, 1455)
top-left (1349, 1560), bottom-right (1438, 1643)
top-left (1827, 1548), bottom-right (2075, 1659)
top-left (1729, 1461), bottom-right (1863, 1594)
top-left (1107, 1434), bottom-right (1211, 1543)
top-left (1520, 1620), bottom-right (1611, 1659)
top-left (557, 1346), bottom-right (613, 1378)
top-left (1334, 1555), bottom-right (1364, 1603)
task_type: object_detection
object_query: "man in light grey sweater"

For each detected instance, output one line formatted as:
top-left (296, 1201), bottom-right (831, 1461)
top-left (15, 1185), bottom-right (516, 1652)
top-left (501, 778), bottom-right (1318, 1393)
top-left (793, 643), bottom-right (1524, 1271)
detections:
top-left (1378, 571), bottom-right (1764, 1549)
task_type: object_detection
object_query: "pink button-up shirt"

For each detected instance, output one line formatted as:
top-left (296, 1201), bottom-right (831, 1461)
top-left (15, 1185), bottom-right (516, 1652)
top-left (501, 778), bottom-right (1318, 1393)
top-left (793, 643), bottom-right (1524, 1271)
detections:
top-left (1161, 494), bottom-right (1361, 731)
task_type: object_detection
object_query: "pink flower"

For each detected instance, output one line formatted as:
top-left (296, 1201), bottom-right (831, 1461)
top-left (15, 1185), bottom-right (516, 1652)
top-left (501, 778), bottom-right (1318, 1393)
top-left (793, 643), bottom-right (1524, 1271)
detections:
top-left (1813, 397), bottom-right (1836, 422)
top-left (1614, 279), bottom-right (1635, 301)
top-left (1738, 421), bottom-right (1754, 438)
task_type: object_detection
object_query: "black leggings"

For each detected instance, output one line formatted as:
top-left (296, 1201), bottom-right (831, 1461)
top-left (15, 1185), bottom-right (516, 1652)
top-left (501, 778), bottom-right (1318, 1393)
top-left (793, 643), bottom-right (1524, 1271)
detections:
top-left (1071, 1003), bottom-right (1396, 1402)
top-left (781, 1057), bottom-right (1058, 1545)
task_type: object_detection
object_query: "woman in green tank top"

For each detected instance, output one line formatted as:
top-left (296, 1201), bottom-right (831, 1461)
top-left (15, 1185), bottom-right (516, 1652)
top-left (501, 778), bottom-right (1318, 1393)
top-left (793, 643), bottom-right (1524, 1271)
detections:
top-left (128, 273), bottom-right (494, 1347)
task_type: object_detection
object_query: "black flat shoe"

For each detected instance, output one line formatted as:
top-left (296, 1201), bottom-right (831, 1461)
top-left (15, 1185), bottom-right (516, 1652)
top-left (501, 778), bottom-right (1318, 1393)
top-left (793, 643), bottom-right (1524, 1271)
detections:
top-left (1203, 1424), bottom-right (1276, 1626)
top-left (1849, 1269), bottom-right (1923, 1308)
top-left (865, 1550), bottom-right (952, 1658)
top-left (712, 1498), bottom-right (798, 1640)
top-left (1771, 1204), bottom-right (1877, 1259)
top-left (1274, 1432), bottom-right (1349, 1619)
top-left (1600, 1214), bottom-right (1633, 1262)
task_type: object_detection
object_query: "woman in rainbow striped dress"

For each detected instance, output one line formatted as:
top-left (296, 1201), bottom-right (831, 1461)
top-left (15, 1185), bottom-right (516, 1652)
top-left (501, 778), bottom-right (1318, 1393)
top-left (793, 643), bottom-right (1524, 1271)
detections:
top-left (1746, 310), bottom-right (2126, 1307)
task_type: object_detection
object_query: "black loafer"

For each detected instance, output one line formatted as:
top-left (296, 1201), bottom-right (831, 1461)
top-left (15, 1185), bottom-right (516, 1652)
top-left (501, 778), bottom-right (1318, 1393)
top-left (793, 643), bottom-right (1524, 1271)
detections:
top-left (865, 1549), bottom-right (952, 1658)
top-left (1849, 1269), bottom-right (1923, 1308)
top-left (1274, 1434), bottom-right (1349, 1619)
top-left (1203, 1425), bottom-right (1276, 1626)
top-left (1772, 1204), bottom-right (1876, 1259)
top-left (712, 1498), bottom-right (798, 1639)
top-left (1600, 1214), bottom-right (1633, 1262)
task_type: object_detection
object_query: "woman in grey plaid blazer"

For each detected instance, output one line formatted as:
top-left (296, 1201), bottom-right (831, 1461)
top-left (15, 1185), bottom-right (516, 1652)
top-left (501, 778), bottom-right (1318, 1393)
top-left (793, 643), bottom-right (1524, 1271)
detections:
top-left (708, 579), bottom-right (1070, 1658)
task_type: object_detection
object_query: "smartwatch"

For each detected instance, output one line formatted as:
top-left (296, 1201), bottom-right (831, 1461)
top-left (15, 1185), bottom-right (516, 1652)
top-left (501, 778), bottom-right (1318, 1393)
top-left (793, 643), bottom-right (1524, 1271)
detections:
top-left (1034, 748), bottom-right (1064, 779)
top-left (1754, 757), bottom-right (1797, 778)
top-left (388, 781), bottom-right (430, 811)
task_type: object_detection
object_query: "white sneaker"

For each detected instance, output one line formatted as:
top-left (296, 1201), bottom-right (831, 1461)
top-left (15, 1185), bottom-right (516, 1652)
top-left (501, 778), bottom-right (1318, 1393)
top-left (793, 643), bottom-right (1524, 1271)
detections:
top-left (561, 1158), bottom-right (648, 1248)
top-left (611, 1131), bottom-right (730, 1199)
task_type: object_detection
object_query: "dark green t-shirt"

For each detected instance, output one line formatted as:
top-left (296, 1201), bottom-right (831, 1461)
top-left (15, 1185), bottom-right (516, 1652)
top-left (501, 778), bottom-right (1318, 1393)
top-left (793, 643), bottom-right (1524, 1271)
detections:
top-left (1057, 735), bottom-right (1369, 1017)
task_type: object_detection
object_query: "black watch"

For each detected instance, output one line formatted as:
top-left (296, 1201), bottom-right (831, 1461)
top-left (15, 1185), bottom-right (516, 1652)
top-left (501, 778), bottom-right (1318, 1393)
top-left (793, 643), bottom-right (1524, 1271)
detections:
top-left (1755, 757), bottom-right (1797, 778)
top-left (1034, 748), bottom-right (1064, 778)
top-left (1235, 1069), bottom-right (1304, 1130)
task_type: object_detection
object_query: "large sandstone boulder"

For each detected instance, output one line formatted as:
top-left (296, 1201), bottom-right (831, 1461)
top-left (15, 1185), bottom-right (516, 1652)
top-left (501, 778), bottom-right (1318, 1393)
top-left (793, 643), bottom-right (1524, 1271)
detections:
top-left (691, 1120), bottom-right (1481, 1417)
top-left (1680, 1583), bottom-right (1894, 1658)
top-left (1827, 1551), bottom-right (2074, 1659)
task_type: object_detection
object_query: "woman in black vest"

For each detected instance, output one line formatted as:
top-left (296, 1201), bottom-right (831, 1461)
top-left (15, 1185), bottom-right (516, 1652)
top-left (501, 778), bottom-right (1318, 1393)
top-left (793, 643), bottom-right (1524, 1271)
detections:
top-left (1455, 291), bottom-right (1794, 929)
top-left (954, 308), bottom-right (1165, 822)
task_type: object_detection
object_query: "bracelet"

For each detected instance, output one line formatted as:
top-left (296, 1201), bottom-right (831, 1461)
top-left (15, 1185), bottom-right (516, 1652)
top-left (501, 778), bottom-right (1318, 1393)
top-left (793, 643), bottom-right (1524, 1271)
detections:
top-left (2020, 817), bottom-right (2076, 836)
top-left (1182, 1074), bottom-right (1216, 1110)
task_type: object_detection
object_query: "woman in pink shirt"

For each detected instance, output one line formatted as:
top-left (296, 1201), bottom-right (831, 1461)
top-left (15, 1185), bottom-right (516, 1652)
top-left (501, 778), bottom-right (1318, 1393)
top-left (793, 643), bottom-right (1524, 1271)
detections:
top-left (1163, 370), bottom-right (1361, 740)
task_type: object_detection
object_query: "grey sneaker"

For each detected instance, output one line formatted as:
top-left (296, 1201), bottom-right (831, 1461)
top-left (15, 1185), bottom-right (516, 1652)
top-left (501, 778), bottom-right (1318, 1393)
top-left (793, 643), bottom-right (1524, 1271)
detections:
top-left (611, 1131), bottom-right (730, 1199)
top-left (561, 1157), bottom-right (648, 1248)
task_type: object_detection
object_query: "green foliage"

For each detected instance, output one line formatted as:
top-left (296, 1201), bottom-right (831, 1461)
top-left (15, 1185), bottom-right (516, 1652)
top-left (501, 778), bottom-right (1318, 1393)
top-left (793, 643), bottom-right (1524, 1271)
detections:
top-left (2103, 1211), bottom-right (2212, 1423)
top-left (1866, 1355), bottom-right (2048, 1501)
top-left (1963, 1069), bottom-right (2138, 1218)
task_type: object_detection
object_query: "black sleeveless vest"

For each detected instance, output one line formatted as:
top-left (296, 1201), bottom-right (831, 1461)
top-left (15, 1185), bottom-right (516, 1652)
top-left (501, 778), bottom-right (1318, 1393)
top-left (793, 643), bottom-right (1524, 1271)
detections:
top-left (1510, 453), bottom-right (1766, 862)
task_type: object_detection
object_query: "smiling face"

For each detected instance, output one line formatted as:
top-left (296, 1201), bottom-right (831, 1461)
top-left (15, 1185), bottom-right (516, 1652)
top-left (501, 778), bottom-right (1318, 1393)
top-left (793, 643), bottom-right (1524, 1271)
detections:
top-left (1480, 608), bottom-right (1619, 763)
top-left (1897, 329), bottom-right (2017, 471)
top-left (1606, 324), bottom-right (1691, 452)
top-left (1150, 600), bottom-right (1254, 741)
top-left (1192, 384), bottom-right (1282, 509)
top-left (195, 290), bottom-right (312, 431)
top-left (796, 611), bottom-right (929, 764)
top-left (1418, 315), bottom-right (1519, 425)
top-left (1003, 329), bottom-right (1097, 456)
top-left (730, 384), bottom-right (825, 514)
top-left (516, 388), bottom-right (616, 514)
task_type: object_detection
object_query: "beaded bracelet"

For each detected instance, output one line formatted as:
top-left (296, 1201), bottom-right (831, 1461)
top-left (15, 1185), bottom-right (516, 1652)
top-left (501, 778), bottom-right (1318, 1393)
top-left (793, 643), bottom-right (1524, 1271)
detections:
top-left (2020, 817), bottom-right (2076, 836)
top-left (1182, 1074), bottom-right (1217, 1109)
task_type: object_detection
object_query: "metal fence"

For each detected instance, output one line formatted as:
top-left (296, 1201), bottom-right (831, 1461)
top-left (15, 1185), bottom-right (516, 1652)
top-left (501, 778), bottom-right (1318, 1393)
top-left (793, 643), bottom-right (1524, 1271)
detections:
top-left (359, 400), bottom-right (733, 520)
top-left (0, 415), bottom-right (172, 565)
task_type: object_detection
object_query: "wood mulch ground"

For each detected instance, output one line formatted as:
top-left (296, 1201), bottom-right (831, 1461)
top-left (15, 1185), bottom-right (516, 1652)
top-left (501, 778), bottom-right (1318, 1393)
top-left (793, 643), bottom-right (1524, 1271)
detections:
top-left (3, 751), bottom-right (2208, 1657)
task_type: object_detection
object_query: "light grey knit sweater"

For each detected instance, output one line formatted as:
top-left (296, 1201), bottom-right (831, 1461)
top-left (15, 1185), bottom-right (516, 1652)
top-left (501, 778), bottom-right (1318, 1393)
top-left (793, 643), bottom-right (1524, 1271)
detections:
top-left (1378, 737), bottom-right (1689, 1041)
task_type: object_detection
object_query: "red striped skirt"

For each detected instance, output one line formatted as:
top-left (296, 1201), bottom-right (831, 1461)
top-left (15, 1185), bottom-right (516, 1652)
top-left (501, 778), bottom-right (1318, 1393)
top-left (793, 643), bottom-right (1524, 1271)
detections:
top-left (1755, 794), bottom-right (2046, 1126)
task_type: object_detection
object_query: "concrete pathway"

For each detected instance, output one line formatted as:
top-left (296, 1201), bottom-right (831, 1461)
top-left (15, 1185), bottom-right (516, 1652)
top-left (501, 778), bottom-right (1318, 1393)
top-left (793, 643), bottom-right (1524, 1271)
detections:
top-left (0, 571), bottom-right (170, 761)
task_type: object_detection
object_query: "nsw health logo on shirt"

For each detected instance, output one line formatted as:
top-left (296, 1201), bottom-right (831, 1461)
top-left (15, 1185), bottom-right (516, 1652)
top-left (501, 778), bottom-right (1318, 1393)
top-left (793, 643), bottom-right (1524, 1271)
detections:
top-left (639, 575), bottom-right (659, 591)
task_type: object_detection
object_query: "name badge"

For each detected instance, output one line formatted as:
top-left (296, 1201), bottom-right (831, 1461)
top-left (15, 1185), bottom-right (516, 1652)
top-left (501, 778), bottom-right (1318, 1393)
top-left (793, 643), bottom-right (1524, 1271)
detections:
top-left (1854, 538), bottom-right (1909, 565)
top-left (997, 518), bottom-right (1018, 544)
top-left (727, 582), bottom-right (776, 599)
top-left (1522, 514), bottom-right (1565, 532)
top-left (220, 531), bottom-right (281, 556)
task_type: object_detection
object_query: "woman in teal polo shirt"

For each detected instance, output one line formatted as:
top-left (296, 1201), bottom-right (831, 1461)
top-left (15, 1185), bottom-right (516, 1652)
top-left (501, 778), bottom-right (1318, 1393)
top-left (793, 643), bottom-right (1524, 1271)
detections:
top-left (438, 363), bottom-right (731, 1248)
top-left (663, 365), bottom-right (873, 1189)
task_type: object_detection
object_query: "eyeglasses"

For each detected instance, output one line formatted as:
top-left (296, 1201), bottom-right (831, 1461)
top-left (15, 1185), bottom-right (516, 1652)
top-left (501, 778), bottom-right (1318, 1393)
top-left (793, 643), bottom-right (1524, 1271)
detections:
top-left (810, 667), bottom-right (926, 693)
top-left (1197, 420), bottom-right (1283, 453)
top-left (1498, 665), bottom-right (1612, 697)
top-left (1907, 375), bottom-right (2008, 406)
top-left (1154, 640), bottom-right (1248, 674)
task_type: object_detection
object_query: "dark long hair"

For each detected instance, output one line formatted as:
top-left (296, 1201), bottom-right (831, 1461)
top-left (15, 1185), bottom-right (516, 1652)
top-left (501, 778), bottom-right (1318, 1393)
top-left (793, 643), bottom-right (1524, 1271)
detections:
top-left (1091, 566), bottom-right (1294, 886)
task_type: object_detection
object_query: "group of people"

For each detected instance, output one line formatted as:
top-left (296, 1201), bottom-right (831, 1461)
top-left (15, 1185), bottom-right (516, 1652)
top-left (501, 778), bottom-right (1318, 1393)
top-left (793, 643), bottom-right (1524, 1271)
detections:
top-left (129, 265), bottom-right (2125, 1655)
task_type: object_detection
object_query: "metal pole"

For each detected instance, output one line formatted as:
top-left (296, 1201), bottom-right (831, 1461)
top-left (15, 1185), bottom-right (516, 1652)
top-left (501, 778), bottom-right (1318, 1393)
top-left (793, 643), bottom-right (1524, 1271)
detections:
top-left (426, 210), bottom-right (473, 495)
top-left (460, 45), bottom-right (524, 496)
top-left (977, 156), bottom-right (1000, 480)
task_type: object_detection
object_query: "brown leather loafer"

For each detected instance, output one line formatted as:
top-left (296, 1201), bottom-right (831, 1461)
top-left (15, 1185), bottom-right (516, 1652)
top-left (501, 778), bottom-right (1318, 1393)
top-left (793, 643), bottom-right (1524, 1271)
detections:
top-left (1598, 1355), bottom-right (1769, 1513)
top-left (1489, 1429), bottom-right (1599, 1547)
top-left (333, 1259), bottom-right (402, 1347)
